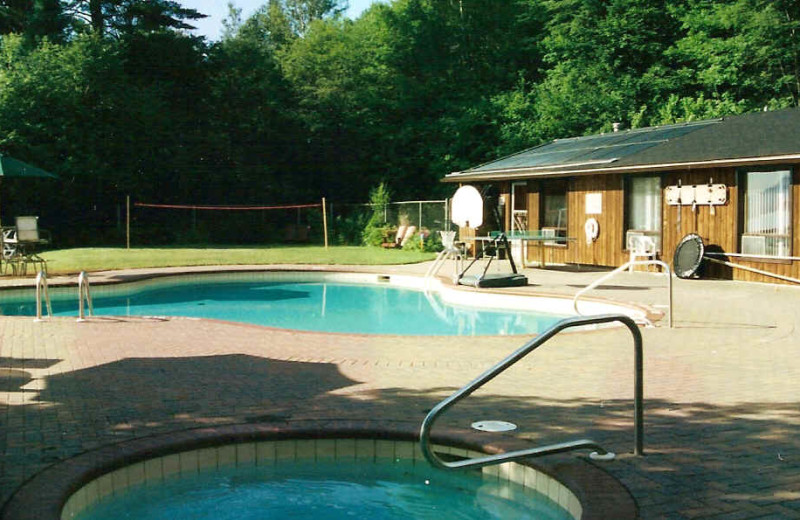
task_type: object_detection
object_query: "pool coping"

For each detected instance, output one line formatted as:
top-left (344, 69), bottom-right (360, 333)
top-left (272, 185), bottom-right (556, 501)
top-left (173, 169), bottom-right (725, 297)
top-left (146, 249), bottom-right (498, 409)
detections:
top-left (0, 420), bottom-right (637, 520)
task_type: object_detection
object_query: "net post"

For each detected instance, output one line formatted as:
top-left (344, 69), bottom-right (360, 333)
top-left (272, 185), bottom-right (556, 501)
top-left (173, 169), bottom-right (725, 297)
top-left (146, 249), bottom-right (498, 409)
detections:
top-left (322, 197), bottom-right (329, 249)
top-left (126, 195), bottom-right (130, 250)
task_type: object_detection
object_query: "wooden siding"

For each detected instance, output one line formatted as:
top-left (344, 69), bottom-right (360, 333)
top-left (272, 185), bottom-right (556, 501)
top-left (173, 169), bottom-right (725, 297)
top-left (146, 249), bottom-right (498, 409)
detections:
top-left (660, 168), bottom-right (738, 277)
top-left (497, 164), bottom-right (800, 284)
top-left (568, 174), bottom-right (626, 267)
top-left (462, 163), bottom-right (800, 285)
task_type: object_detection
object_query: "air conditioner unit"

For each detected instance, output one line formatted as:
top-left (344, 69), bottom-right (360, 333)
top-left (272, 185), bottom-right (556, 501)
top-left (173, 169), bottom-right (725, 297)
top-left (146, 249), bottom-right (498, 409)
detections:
top-left (741, 235), bottom-right (767, 255)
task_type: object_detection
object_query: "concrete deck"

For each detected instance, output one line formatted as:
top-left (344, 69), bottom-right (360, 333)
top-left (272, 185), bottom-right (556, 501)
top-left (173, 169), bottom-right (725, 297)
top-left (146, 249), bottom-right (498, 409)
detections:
top-left (1, 262), bottom-right (799, 518)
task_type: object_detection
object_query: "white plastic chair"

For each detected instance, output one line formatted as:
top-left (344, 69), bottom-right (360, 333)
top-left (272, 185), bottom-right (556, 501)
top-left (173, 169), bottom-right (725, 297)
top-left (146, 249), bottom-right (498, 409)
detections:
top-left (440, 230), bottom-right (456, 249)
top-left (628, 234), bottom-right (657, 273)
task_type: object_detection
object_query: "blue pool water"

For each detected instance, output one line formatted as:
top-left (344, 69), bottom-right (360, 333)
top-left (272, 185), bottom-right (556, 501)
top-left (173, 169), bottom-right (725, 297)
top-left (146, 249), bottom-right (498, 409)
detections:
top-left (0, 279), bottom-right (567, 336)
top-left (75, 458), bottom-right (572, 520)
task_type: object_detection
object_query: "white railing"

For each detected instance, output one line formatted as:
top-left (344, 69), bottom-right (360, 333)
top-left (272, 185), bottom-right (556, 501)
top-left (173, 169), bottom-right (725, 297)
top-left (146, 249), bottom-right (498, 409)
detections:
top-left (573, 260), bottom-right (673, 328)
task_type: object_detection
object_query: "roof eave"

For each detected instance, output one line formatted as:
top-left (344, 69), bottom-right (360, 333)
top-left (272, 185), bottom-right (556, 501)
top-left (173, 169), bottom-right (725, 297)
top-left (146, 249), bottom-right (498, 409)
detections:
top-left (443, 153), bottom-right (800, 182)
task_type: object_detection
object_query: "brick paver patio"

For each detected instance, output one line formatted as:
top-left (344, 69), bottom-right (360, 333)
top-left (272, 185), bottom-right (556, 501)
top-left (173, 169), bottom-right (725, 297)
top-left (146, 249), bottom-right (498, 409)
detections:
top-left (1, 263), bottom-right (799, 518)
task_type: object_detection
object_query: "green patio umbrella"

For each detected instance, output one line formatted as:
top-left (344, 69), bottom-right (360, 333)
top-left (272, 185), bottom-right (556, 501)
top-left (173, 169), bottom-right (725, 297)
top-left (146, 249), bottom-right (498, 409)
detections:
top-left (0, 154), bottom-right (58, 227)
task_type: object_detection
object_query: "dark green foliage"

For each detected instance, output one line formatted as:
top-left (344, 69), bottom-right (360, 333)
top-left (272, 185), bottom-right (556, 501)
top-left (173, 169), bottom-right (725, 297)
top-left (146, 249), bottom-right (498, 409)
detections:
top-left (65, 0), bottom-right (207, 36)
top-left (0, 0), bottom-right (796, 246)
top-left (361, 183), bottom-right (392, 247)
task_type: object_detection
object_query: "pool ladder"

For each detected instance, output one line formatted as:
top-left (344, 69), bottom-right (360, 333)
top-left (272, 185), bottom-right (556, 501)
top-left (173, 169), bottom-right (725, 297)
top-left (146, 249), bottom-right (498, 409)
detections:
top-left (419, 314), bottom-right (644, 470)
top-left (34, 270), bottom-right (52, 321)
top-left (34, 271), bottom-right (94, 322)
top-left (77, 271), bottom-right (94, 321)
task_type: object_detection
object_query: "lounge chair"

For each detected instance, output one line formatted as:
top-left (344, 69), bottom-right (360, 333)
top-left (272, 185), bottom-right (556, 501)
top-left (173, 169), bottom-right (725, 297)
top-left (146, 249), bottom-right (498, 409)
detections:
top-left (399, 225), bottom-right (417, 247)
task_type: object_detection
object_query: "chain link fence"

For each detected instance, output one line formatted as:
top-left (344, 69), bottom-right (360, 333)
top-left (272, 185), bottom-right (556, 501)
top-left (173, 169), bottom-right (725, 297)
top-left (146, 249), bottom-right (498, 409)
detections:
top-left (328, 200), bottom-right (450, 246)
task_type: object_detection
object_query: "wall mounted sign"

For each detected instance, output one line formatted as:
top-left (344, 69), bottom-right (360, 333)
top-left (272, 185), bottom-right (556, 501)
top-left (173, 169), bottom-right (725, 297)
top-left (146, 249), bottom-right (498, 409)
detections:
top-left (665, 184), bottom-right (727, 206)
top-left (585, 192), bottom-right (602, 214)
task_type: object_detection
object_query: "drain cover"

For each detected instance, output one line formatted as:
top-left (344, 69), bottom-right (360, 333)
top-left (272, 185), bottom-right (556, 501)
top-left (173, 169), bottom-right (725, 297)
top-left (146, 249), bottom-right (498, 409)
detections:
top-left (471, 420), bottom-right (517, 432)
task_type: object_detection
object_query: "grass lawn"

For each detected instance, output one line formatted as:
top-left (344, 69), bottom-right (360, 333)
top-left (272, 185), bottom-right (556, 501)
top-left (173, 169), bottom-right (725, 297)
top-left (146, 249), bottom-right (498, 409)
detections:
top-left (39, 246), bottom-right (436, 275)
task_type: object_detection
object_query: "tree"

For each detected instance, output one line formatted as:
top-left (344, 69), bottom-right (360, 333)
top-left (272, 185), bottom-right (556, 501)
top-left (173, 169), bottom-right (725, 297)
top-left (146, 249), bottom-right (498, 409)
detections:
top-left (220, 1), bottom-right (242, 41)
top-left (205, 25), bottom-right (301, 203)
top-left (65, 0), bottom-right (207, 37)
top-left (662, 0), bottom-right (800, 117)
top-left (530, 0), bottom-right (684, 135)
top-left (283, 0), bottom-right (347, 37)
top-left (0, 0), bottom-right (68, 42)
top-left (233, 0), bottom-right (346, 51)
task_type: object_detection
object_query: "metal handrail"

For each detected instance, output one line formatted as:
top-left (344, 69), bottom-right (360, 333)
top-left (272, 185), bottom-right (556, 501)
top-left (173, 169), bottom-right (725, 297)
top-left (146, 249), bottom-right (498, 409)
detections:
top-left (34, 270), bottom-right (52, 321)
top-left (77, 271), bottom-right (94, 321)
top-left (420, 314), bottom-right (644, 470)
top-left (573, 260), bottom-right (673, 328)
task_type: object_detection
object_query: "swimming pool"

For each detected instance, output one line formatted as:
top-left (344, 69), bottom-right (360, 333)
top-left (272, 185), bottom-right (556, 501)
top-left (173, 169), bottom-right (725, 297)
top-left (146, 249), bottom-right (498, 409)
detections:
top-left (0, 272), bottom-right (578, 336)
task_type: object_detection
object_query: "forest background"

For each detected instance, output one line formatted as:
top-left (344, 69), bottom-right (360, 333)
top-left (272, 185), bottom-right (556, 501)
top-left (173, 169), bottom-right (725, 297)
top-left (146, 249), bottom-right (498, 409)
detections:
top-left (0, 0), bottom-right (798, 246)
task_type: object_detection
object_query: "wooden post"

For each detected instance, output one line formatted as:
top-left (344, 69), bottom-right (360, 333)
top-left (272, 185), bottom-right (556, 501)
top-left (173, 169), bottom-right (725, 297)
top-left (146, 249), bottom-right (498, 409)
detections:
top-left (322, 197), bottom-right (329, 249)
top-left (126, 195), bottom-right (130, 250)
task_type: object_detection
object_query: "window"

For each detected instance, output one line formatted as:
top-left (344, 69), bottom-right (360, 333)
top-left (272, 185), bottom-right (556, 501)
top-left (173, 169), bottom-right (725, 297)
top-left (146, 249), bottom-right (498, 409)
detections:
top-left (511, 182), bottom-right (528, 235)
top-left (741, 169), bottom-right (792, 257)
top-left (540, 180), bottom-right (567, 244)
top-left (625, 176), bottom-right (662, 250)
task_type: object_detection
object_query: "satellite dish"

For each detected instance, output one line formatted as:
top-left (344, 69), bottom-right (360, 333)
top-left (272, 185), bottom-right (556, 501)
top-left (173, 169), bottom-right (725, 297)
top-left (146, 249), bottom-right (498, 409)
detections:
top-left (451, 185), bottom-right (483, 228)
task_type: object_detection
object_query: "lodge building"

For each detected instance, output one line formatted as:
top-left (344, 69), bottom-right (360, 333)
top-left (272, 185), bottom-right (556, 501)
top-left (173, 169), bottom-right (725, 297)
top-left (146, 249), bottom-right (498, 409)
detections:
top-left (444, 107), bottom-right (800, 284)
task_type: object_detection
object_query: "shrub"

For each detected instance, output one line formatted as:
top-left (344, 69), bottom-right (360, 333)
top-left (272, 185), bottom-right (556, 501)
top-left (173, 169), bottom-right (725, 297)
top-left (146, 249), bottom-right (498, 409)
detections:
top-left (402, 228), bottom-right (443, 253)
top-left (362, 183), bottom-right (392, 247)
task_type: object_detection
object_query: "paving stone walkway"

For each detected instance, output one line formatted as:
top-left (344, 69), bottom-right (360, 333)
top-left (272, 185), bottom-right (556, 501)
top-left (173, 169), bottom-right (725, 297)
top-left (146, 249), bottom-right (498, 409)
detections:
top-left (1, 263), bottom-right (799, 518)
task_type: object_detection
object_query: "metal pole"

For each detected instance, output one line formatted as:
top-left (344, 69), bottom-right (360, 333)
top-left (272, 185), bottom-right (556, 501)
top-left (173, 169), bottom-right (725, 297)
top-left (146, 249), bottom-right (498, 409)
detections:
top-left (705, 256), bottom-right (800, 285)
top-left (322, 197), bottom-right (329, 249)
top-left (635, 324), bottom-right (644, 456)
top-left (126, 195), bottom-right (130, 250)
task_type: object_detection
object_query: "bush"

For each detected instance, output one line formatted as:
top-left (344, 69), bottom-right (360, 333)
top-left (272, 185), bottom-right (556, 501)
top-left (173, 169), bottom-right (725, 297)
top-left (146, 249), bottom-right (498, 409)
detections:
top-left (402, 229), bottom-right (443, 253)
top-left (362, 183), bottom-right (392, 247)
top-left (333, 212), bottom-right (369, 245)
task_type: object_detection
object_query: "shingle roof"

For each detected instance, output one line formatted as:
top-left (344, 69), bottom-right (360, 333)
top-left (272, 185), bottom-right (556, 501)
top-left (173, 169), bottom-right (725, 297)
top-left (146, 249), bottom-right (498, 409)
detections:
top-left (445, 107), bottom-right (800, 182)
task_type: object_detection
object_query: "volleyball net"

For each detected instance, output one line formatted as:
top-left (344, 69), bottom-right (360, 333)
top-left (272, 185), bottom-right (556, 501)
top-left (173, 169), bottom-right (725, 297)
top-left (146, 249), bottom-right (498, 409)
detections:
top-left (131, 201), bottom-right (328, 246)
top-left (128, 198), bottom-right (449, 247)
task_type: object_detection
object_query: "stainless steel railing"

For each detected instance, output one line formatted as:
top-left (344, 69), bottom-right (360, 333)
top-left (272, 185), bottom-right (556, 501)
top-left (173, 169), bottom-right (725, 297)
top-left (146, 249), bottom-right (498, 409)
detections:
top-left (34, 270), bottom-right (52, 321)
top-left (419, 314), bottom-right (644, 470)
top-left (77, 271), bottom-right (94, 321)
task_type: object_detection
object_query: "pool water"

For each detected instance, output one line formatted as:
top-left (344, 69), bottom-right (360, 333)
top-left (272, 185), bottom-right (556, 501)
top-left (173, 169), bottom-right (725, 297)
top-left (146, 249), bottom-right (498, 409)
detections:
top-left (0, 280), bottom-right (566, 336)
top-left (75, 458), bottom-right (572, 520)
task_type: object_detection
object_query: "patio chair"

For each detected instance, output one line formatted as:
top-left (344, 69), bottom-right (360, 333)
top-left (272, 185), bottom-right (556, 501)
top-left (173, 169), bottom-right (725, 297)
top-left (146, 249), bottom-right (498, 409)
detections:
top-left (627, 233), bottom-right (657, 272)
top-left (13, 216), bottom-right (49, 275)
top-left (1, 227), bottom-right (19, 275)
